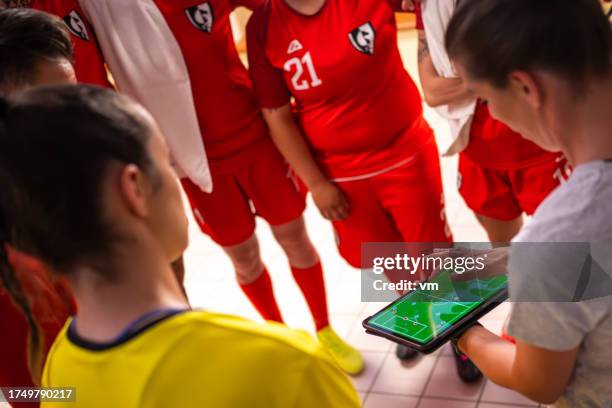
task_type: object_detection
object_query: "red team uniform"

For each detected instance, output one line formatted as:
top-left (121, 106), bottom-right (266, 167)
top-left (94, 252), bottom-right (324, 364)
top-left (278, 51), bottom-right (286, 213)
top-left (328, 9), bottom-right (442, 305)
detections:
top-left (152, 0), bottom-right (306, 247)
top-left (459, 102), bottom-right (569, 221)
top-left (0, 1), bottom-right (109, 400)
top-left (31, 0), bottom-right (111, 87)
top-left (414, 7), bottom-right (569, 223)
top-left (80, 0), bottom-right (339, 338)
top-left (247, 0), bottom-right (452, 267)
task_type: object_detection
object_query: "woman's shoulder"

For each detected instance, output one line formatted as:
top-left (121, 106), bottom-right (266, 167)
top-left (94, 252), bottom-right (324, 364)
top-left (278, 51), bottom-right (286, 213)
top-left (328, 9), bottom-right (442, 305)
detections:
top-left (174, 310), bottom-right (324, 357)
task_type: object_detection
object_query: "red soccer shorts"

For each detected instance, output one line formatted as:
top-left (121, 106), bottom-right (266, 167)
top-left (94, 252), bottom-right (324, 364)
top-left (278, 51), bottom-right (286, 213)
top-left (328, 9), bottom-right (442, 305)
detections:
top-left (181, 141), bottom-right (306, 247)
top-left (332, 140), bottom-right (453, 268)
top-left (458, 152), bottom-right (570, 221)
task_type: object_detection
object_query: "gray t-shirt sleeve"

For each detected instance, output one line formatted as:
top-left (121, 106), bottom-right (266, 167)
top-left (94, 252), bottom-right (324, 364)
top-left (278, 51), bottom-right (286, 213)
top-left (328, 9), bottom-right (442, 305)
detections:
top-left (507, 301), bottom-right (607, 350)
top-left (507, 240), bottom-right (609, 350)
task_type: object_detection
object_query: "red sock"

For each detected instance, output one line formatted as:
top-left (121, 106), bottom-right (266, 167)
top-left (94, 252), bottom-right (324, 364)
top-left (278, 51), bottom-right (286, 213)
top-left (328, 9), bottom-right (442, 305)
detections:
top-left (291, 262), bottom-right (329, 331)
top-left (239, 268), bottom-right (284, 323)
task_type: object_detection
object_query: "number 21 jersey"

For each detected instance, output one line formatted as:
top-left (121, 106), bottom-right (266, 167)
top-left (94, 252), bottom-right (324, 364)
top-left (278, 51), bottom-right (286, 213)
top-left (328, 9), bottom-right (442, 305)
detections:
top-left (247, 0), bottom-right (431, 180)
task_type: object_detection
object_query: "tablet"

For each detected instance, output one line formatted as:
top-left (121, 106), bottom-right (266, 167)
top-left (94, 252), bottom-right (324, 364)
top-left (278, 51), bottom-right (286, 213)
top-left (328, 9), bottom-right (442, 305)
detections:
top-left (362, 269), bottom-right (508, 353)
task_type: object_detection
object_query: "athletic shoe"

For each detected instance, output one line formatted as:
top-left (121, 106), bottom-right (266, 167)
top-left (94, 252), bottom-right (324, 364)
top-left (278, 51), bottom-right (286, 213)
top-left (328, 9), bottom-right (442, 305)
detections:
top-left (395, 344), bottom-right (419, 360)
top-left (317, 326), bottom-right (364, 375)
top-left (452, 344), bottom-right (482, 382)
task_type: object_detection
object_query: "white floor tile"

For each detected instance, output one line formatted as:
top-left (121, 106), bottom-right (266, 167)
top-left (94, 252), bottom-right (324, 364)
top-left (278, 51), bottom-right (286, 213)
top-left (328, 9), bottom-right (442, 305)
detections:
top-left (364, 393), bottom-right (419, 408)
top-left (423, 357), bottom-right (485, 400)
top-left (351, 351), bottom-right (389, 392)
top-left (419, 398), bottom-right (477, 408)
top-left (480, 319), bottom-right (505, 337)
top-left (452, 227), bottom-right (490, 243)
top-left (371, 355), bottom-right (437, 396)
top-left (480, 381), bottom-right (539, 406)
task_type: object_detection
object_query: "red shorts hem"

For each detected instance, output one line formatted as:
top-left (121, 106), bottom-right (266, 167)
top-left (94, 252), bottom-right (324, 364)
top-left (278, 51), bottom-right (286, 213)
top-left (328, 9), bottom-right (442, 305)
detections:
top-left (458, 152), bottom-right (568, 221)
top-left (181, 143), bottom-right (306, 247)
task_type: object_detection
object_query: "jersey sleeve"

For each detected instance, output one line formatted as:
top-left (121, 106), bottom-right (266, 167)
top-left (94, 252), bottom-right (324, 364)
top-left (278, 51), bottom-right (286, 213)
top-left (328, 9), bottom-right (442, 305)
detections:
top-left (507, 301), bottom-right (606, 351)
top-left (246, 4), bottom-right (292, 109)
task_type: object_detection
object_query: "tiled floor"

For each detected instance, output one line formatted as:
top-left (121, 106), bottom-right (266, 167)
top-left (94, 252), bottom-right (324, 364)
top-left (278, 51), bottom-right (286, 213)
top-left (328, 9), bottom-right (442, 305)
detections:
top-left (177, 28), bottom-right (543, 408)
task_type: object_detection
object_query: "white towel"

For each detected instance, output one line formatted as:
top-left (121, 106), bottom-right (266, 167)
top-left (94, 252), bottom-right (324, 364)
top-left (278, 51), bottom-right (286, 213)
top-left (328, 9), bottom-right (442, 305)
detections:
top-left (79, 0), bottom-right (212, 193)
top-left (421, 0), bottom-right (477, 156)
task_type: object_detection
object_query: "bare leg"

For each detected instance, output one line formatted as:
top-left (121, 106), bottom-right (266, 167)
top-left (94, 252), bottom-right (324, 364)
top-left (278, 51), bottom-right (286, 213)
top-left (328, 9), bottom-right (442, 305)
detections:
top-left (223, 233), bottom-right (264, 284)
top-left (270, 216), bottom-right (319, 268)
top-left (224, 233), bottom-right (283, 322)
top-left (475, 214), bottom-right (523, 244)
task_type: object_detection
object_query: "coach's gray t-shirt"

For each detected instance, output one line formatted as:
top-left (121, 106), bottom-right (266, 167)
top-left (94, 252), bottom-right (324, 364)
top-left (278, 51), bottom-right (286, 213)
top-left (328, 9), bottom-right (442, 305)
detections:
top-left (507, 160), bottom-right (612, 408)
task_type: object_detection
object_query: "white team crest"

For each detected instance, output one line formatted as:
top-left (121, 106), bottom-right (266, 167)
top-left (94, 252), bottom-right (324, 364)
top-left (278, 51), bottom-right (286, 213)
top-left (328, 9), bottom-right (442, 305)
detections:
top-left (185, 2), bottom-right (214, 34)
top-left (348, 22), bottom-right (375, 55)
top-left (63, 10), bottom-right (89, 41)
top-left (287, 39), bottom-right (303, 54)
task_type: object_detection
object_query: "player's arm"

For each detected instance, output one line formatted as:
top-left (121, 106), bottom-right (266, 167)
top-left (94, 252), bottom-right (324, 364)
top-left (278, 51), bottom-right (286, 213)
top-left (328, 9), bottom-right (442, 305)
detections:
top-left (417, 30), bottom-right (473, 107)
top-left (457, 326), bottom-right (578, 404)
top-left (262, 105), bottom-right (349, 221)
top-left (246, 9), bottom-right (348, 221)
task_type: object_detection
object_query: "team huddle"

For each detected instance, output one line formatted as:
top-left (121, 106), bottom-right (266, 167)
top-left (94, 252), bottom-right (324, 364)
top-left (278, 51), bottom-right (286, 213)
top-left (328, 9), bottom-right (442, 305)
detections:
top-left (0, 0), bottom-right (610, 407)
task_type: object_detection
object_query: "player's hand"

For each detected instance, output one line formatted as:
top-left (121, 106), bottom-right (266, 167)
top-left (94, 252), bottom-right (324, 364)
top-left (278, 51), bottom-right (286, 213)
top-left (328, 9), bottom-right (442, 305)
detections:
top-left (311, 180), bottom-right (350, 221)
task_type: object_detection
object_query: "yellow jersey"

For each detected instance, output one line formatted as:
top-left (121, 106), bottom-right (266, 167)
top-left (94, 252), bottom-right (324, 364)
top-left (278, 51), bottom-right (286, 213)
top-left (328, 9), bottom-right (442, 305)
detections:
top-left (41, 310), bottom-right (360, 408)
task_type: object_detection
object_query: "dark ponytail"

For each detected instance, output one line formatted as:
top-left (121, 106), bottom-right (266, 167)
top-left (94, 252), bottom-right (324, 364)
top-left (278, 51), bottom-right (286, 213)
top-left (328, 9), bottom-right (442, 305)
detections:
top-left (0, 96), bottom-right (44, 383)
top-left (0, 233), bottom-right (44, 385)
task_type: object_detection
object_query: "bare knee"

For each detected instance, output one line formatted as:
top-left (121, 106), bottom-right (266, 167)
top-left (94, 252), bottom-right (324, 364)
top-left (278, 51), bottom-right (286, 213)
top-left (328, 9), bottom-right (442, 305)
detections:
top-left (271, 217), bottom-right (319, 268)
top-left (476, 214), bottom-right (523, 243)
top-left (224, 235), bottom-right (264, 284)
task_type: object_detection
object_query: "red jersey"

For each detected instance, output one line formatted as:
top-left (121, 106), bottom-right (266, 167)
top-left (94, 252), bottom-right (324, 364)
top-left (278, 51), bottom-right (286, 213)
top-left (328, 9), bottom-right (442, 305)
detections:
top-left (247, 0), bottom-right (430, 180)
top-left (414, 5), bottom-right (553, 169)
top-left (30, 0), bottom-right (111, 88)
top-left (465, 101), bottom-right (557, 169)
top-left (152, 0), bottom-right (270, 171)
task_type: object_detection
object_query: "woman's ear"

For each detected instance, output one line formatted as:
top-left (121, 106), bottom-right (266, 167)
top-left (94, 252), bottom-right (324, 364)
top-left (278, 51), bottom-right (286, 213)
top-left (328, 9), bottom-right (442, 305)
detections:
top-left (118, 164), bottom-right (150, 218)
top-left (510, 71), bottom-right (543, 110)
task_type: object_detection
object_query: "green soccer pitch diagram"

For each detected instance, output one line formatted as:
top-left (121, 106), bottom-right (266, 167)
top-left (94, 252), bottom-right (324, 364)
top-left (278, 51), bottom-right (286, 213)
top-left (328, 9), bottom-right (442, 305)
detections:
top-left (368, 271), bottom-right (508, 344)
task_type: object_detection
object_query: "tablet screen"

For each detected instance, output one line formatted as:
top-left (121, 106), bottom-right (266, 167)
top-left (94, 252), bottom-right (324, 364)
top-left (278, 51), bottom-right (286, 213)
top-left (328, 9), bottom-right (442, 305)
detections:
top-left (367, 270), bottom-right (508, 344)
